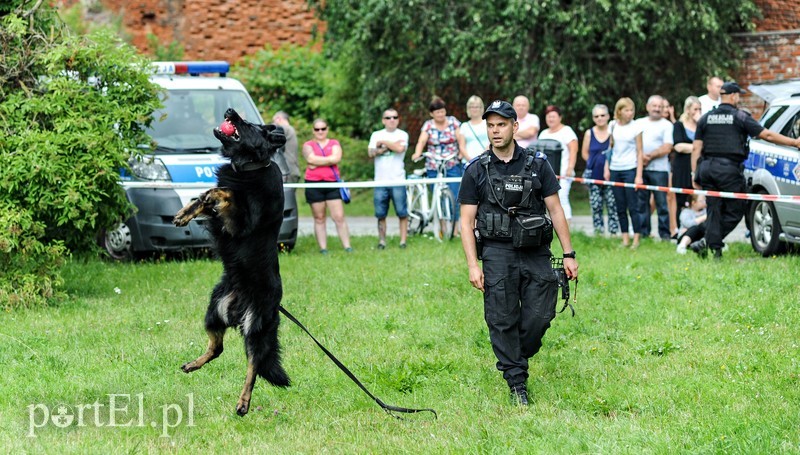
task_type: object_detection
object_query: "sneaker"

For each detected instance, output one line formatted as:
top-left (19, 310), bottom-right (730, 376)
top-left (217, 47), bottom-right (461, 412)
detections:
top-left (676, 244), bottom-right (687, 254)
top-left (399, 243), bottom-right (407, 249)
top-left (509, 383), bottom-right (529, 406)
top-left (689, 238), bottom-right (707, 259)
top-left (320, 249), bottom-right (329, 255)
top-left (377, 243), bottom-right (386, 250)
top-left (712, 248), bottom-right (723, 261)
top-left (344, 247), bottom-right (354, 253)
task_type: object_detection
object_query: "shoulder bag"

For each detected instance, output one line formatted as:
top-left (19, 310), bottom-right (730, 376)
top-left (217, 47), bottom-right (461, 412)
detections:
top-left (314, 142), bottom-right (351, 204)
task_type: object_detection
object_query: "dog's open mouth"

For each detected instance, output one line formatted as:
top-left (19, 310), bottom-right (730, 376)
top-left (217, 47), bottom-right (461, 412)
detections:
top-left (218, 119), bottom-right (240, 141)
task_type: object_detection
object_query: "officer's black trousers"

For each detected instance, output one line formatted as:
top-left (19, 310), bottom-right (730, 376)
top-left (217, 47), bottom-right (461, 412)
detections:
top-left (481, 245), bottom-right (557, 387)
top-left (696, 157), bottom-right (747, 251)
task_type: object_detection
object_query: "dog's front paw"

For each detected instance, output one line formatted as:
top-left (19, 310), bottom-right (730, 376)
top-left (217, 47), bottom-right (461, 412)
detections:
top-left (181, 361), bottom-right (200, 373)
top-left (173, 204), bottom-right (198, 227)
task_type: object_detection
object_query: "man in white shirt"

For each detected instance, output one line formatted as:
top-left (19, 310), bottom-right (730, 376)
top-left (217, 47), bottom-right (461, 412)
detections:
top-left (512, 95), bottom-right (540, 148)
top-left (699, 76), bottom-right (723, 115)
top-left (368, 108), bottom-right (410, 249)
top-left (636, 95), bottom-right (674, 240)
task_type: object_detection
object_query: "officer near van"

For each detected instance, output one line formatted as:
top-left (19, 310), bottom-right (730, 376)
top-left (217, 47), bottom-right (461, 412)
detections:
top-left (691, 81), bottom-right (800, 259)
top-left (459, 100), bottom-right (578, 406)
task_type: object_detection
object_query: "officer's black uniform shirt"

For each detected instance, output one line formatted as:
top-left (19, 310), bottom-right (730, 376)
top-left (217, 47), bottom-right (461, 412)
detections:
top-left (695, 103), bottom-right (764, 162)
top-left (459, 142), bottom-right (561, 205)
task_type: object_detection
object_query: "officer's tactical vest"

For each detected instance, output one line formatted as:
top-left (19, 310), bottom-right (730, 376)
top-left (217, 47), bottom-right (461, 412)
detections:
top-left (476, 149), bottom-right (548, 242)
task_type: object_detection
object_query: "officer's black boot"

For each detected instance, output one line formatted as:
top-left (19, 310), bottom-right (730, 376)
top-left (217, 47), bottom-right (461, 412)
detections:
top-left (712, 248), bottom-right (723, 261)
top-left (509, 383), bottom-right (529, 406)
top-left (689, 238), bottom-right (708, 259)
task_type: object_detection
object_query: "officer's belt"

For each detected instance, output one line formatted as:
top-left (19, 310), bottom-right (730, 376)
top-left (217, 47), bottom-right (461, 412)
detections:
top-left (703, 155), bottom-right (742, 165)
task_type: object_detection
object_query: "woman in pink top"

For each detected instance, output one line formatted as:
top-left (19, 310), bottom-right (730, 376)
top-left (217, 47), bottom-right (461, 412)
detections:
top-left (302, 118), bottom-right (352, 254)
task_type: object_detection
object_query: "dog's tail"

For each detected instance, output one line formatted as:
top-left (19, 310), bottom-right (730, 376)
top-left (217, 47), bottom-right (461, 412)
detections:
top-left (248, 331), bottom-right (291, 388)
top-left (258, 361), bottom-right (290, 387)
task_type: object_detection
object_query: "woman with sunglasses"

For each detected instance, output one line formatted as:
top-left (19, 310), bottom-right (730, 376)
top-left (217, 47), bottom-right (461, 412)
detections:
top-left (580, 104), bottom-right (619, 236)
top-left (302, 118), bottom-right (353, 254)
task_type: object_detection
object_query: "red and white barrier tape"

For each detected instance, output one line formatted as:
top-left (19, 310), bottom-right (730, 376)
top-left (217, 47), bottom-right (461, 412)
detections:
top-left (123, 175), bottom-right (800, 204)
top-left (566, 176), bottom-right (800, 204)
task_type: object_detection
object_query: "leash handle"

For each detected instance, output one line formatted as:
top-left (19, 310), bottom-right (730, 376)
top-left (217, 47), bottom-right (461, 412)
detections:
top-left (279, 306), bottom-right (438, 420)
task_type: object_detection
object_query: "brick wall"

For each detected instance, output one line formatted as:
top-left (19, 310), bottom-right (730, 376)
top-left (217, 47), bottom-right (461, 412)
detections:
top-left (60, 0), bottom-right (323, 60)
top-left (735, 0), bottom-right (800, 117)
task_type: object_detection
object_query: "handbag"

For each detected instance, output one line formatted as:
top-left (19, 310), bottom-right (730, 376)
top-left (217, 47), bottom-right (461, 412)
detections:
top-left (314, 141), bottom-right (351, 204)
top-left (602, 122), bottom-right (615, 164)
top-left (335, 174), bottom-right (351, 204)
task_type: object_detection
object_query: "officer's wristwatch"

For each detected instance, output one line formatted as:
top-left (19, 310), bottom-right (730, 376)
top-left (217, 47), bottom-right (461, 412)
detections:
top-left (563, 251), bottom-right (577, 259)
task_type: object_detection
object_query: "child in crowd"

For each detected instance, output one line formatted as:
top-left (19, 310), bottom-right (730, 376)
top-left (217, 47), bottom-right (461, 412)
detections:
top-left (676, 194), bottom-right (707, 254)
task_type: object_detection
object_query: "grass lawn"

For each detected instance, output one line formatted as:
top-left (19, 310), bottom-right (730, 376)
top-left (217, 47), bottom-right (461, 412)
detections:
top-left (2, 234), bottom-right (799, 453)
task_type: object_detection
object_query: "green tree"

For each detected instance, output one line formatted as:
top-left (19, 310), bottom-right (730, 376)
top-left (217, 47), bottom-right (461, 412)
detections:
top-left (234, 44), bottom-right (326, 124)
top-left (1, 1), bottom-right (161, 309)
top-left (312, 0), bottom-right (760, 135)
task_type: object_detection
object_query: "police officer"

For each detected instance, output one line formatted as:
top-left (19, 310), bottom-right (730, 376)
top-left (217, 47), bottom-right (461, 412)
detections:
top-left (459, 100), bottom-right (578, 405)
top-left (690, 82), bottom-right (800, 259)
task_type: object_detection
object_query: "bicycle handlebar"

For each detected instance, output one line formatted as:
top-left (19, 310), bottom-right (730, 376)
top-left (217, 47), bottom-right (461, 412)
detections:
top-left (414, 151), bottom-right (459, 163)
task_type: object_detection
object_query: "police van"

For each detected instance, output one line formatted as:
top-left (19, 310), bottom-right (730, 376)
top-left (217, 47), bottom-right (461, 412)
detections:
top-left (102, 61), bottom-right (298, 259)
top-left (744, 80), bottom-right (800, 256)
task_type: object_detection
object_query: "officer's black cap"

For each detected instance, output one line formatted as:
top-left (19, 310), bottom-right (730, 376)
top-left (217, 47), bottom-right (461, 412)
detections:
top-left (482, 100), bottom-right (517, 121)
top-left (720, 81), bottom-right (746, 95)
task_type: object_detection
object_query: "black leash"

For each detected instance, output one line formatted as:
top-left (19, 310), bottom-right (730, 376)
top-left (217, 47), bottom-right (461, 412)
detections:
top-left (279, 306), bottom-right (438, 420)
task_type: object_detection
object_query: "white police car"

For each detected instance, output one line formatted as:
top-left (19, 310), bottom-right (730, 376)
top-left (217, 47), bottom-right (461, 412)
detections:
top-left (102, 61), bottom-right (298, 259)
top-left (744, 81), bottom-right (800, 256)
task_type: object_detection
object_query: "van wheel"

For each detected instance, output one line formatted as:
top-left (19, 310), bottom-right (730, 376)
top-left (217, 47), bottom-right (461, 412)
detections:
top-left (102, 222), bottom-right (133, 261)
top-left (749, 198), bottom-right (786, 257)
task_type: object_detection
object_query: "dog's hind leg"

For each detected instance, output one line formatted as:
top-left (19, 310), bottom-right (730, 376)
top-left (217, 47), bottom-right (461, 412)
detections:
top-left (181, 288), bottom-right (232, 373)
top-left (181, 330), bottom-right (224, 373)
top-left (236, 359), bottom-right (257, 416)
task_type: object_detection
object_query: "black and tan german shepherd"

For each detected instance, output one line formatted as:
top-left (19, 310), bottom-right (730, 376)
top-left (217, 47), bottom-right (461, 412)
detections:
top-left (173, 108), bottom-right (288, 416)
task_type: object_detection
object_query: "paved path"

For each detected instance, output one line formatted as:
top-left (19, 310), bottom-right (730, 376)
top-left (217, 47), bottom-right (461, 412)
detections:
top-left (298, 214), bottom-right (748, 243)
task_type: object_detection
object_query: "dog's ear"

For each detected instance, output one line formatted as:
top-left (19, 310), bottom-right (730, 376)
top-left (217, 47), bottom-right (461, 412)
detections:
top-left (262, 124), bottom-right (286, 151)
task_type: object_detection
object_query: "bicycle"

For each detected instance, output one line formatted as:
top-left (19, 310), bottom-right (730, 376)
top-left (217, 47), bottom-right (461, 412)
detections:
top-left (406, 152), bottom-right (458, 241)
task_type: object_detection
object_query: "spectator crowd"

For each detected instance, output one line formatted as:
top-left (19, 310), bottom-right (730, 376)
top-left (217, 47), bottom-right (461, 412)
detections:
top-left (286, 77), bottom-right (731, 254)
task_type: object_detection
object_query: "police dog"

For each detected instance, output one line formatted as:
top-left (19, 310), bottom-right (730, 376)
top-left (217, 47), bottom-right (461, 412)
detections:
top-left (173, 108), bottom-right (289, 416)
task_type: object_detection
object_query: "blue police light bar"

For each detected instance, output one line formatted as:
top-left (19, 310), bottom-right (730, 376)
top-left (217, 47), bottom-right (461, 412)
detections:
top-left (151, 61), bottom-right (230, 76)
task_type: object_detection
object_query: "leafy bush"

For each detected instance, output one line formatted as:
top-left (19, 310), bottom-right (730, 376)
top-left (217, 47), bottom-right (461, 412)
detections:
top-left (233, 44), bottom-right (326, 123)
top-left (0, 4), bottom-right (161, 309)
top-left (0, 201), bottom-right (68, 310)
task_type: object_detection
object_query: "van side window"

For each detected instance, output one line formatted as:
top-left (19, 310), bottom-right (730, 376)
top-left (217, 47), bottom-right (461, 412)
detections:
top-left (761, 105), bottom-right (788, 130)
top-left (779, 111), bottom-right (800, 139)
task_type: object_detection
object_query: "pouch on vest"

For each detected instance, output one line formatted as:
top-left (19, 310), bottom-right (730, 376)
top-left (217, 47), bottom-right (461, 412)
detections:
top-left (502, 175), bottom-right (524, 207)
top-left (511, 214), bottom-right (553, 249)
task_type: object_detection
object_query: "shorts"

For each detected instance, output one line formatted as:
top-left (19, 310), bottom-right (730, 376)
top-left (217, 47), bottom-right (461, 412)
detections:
top-left (305, 180), bottom-right (341, 204)
top-left (374, 186), bottom-right (408, 218)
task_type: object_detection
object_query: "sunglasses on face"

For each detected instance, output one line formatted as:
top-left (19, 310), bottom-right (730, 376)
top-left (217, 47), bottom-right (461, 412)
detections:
top-left (314, 127), bottom-right (328, 132)
top-left (383, 116), bottom-right (398, 120)
top-left (593, 114), bottom-right (608, 118)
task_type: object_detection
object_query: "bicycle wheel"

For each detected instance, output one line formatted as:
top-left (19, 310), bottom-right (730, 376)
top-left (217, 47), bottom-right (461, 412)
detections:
top-left (433, 188), bottom-right (456, 241)
top-left (406, 185), bottom-right (426, 235)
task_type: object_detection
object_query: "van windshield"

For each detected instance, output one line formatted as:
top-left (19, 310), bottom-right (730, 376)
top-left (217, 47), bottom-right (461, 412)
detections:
top-left (146, 89), bottom-right (262, 153)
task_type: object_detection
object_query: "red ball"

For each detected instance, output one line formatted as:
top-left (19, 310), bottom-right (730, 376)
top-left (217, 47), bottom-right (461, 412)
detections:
top-left (220, 121), bottom-right (236, 136)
